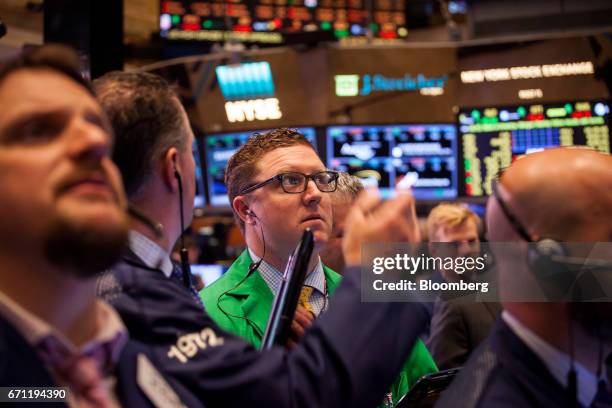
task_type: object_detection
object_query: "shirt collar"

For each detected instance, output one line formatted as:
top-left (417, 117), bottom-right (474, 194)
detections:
top-left (248, 247), bottom-right (327, 297)
top-left (0, 290), bottom-right (128, 362)
top-left (129, 230), bottom-right (174, 277)
top-left (502, 310), bottom-right (599, 407)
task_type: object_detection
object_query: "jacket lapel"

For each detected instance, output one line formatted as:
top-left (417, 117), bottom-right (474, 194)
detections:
top-left (238, 275), bottom-right (274, 340)
top-left (493, 318), bottom-right (571, 407)
top-left (223, 251), bottom-right (274, 344)
top-left (225, 252), bottom-right (341, 345)
top-left (322, 265), bottom-right (342, 295)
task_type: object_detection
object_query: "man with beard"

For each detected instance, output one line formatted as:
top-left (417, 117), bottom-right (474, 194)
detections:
top-left (437, 148), bottom-right (612, 407)
top-left (0, 45), bottom-right (199, 406)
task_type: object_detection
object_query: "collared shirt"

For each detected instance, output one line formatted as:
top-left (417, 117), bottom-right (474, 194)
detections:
top-left (129, 230), bottom-right (173, 277)
top-left (502, 310), bottom-right (599, 407)
top-left (248, 248), bottom-right (328, 316)
top-left (0, 291), bottom-right (127, 407)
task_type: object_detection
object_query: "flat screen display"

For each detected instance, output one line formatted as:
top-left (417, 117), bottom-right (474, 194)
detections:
top-left (205, 128), bottom-right (317, 206)
top-left (458, 100), bottom-right (610, 196)
top-left (326, 124), bottom-right (458, 200)
top-left (194, 138), bottom-right (207, 208)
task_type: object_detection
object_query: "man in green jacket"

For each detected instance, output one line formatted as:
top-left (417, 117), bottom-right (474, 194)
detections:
top-left (201, 128), bottom-right (437, 405)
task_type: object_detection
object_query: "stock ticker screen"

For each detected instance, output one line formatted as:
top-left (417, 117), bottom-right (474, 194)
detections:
top-left (160, 0), bottom-right (407, 44)
top-left (205, 128), bottom-right (317, 206)
top-left (459, 100), bottom-right (611, 197)
top-left (326, 125), bottom-right (458, 200)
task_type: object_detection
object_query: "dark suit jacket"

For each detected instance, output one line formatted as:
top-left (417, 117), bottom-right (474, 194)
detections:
top-left (427, 300), bottom-right (501, 370)
top-left (436, 318), bottom-right (580, 408)
top-left (0, 314), bottom-right (200, 407)
top-left (97, 248), bottom-right (429, 408)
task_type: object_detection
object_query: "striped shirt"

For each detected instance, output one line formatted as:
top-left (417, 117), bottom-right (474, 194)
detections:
top-left (248, 248), bottom-right (328, 316)
top-left (128, 230), bottom-right (173, 277)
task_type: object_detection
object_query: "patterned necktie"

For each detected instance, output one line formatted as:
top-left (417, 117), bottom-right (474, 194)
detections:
top-left (36, 332), bottom-right (127, 407)
top-left (298, 286), bottom-right (315, 314)
top-left (170, 263), bottom-right (205, 310)
top-left (299, 285), bottom-right (329, 316)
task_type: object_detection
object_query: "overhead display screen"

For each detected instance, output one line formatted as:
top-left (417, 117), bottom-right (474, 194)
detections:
top-left (459, 100), bottom-right (610, 197)
top-left (160, 0), bottom-right (407, 43)
top-left (326, 124), bottom-right (458, 200)
top-left (205, 128), bottom-right (318, 206)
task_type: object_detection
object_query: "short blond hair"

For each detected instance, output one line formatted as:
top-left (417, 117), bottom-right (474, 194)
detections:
top-left (426, 203), bottom-right (481, 241)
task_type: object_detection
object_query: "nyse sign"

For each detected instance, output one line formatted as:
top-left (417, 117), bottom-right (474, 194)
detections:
top-left (225, 98), bottom-right (283, 123)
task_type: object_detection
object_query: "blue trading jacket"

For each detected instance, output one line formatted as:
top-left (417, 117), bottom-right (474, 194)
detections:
top-left (0, 313), bottom-right (200, 407)
top-left (97, 249), bottom-right (429, 408)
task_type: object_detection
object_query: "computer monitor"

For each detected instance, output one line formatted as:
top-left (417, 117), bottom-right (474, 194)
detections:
top-left (194, 138), bottom-right (207, 208)
top-left (458, 100), bottom-right (610, 197)
top-left (205, 128), bottom-right (318, 206)
top-left (326, 124), bottom-right (458, 200)
top-left (190, 264), bottom-right (226, 287)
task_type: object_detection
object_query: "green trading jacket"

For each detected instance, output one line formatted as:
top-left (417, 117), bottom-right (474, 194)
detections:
top-left (200, 250), bottom-right (437, 405)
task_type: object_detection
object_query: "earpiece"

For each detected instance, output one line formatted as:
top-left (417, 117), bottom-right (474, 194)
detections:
top-left (528, 239), bottom-right (570, 280)
top-left (173, 157), bottom-right (181, 183)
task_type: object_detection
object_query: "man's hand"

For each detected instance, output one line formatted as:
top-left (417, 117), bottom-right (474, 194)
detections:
top-left (287, 306), bottom-right (315, 350)
top-left (342, 189), bottom-right (421, 267)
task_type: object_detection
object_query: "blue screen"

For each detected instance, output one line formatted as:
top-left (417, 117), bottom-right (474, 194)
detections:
top-left (326, 124), bottom-right (458, 200)
top-left (194, 139), bottom-right (206, 208)
top-left (205, 128), bottom-right (318, 206)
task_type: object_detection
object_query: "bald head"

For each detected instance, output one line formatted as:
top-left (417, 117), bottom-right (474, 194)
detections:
top-left (488, 148), bottom-right (612, 242)
top-left (487, 148), bottom-right (612, 356)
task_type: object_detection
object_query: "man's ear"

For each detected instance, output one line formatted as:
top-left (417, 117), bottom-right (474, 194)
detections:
top-left (233, 196), bottom-right (255, 226)
top-left (162, 147), bottom-right (180, 192)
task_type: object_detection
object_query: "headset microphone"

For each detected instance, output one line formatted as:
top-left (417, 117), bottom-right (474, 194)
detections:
top-left (127, 204), bottom-right (163, 239)
top-left (174, 165), bottom-right (192, 289)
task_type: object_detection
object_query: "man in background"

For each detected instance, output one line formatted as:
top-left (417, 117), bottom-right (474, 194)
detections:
top-left (438, 148), bottom-right (612, 407)
top-left (426, 203), bottom-right (501, 370)
top-left (320, 171), bottom-right (364, 273)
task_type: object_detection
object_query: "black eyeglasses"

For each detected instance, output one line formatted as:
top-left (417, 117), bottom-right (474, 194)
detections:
top-left (491, 179), bottom-right (533, 242)
top-left (240, 171), bottom-right (339, 195)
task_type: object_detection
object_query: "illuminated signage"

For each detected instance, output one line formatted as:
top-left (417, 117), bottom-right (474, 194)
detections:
top-left (166, 30), bottom-right (283, 44)
top-left (216, 62), bottom-right (283, 123)
top-left (216, 62), bottom-right (275, 101)
top-left (518, 89), bottom-right (543, 100)
top-left (420, 87), bottom-right (445, 96)
top-left (460, 61), bottom-right (594, 84)
top-left (335, 73), bottom-right (448, 97)
top-left (225, 98), bottom-right (282, 123)
top-left (335, 75), bottom-right (360, 97)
